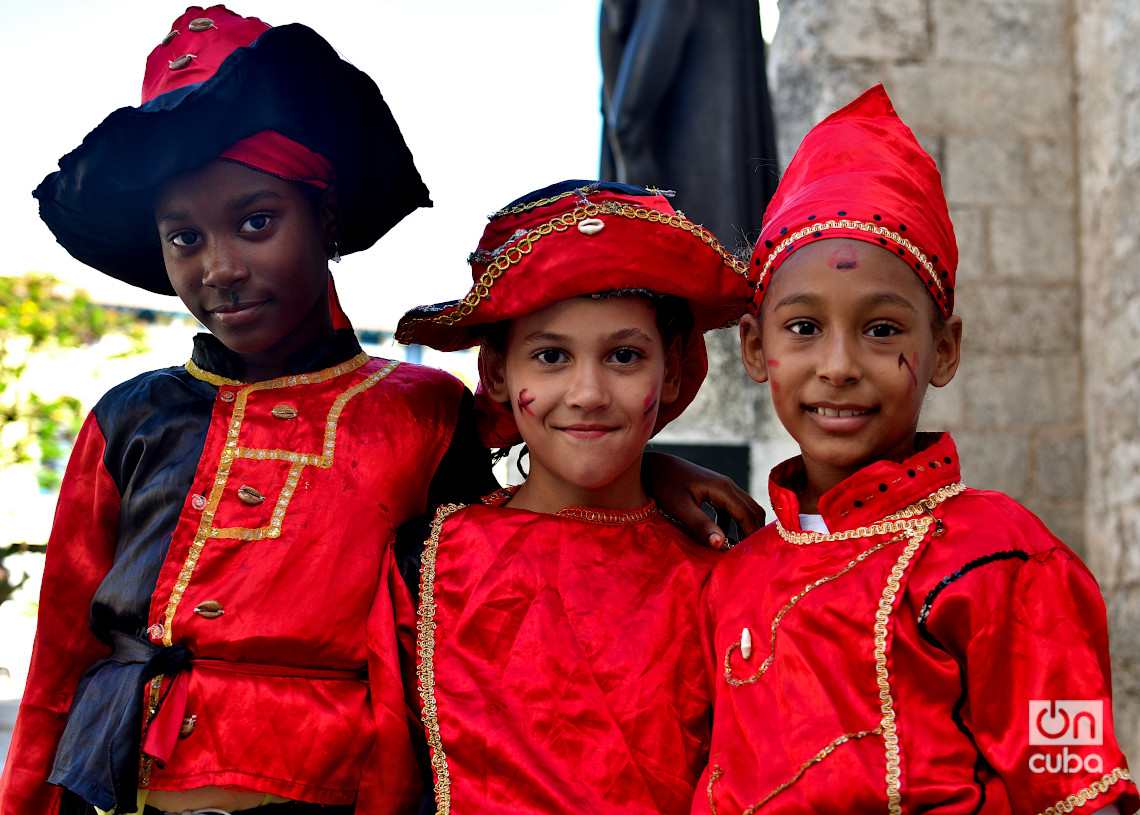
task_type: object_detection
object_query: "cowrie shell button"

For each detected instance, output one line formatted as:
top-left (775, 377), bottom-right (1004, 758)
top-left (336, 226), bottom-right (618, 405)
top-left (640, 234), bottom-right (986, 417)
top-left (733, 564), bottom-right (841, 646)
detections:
top-left (169, 54), bottom-right (196, 70)
top-left (237, 485), bottom-right (265, 506)
top-left (188, 17), bottom-right (216, 31)
top-left (740, 627), bottom-right (753, 660)
top-left (194, 599), bottom-right (224, 619)
top-left (577, 218), bottom-right (605, 236)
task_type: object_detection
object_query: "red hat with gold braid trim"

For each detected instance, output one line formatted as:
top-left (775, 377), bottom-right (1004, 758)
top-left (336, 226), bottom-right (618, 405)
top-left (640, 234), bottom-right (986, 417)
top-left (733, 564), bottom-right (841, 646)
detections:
top-left (397, 180), bottom-right (755, 447)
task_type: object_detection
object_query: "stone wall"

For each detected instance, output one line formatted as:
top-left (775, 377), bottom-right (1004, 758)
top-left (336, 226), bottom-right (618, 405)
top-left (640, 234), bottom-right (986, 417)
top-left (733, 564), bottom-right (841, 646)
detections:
top-left (1075, 0), bottom-right (1140, 767)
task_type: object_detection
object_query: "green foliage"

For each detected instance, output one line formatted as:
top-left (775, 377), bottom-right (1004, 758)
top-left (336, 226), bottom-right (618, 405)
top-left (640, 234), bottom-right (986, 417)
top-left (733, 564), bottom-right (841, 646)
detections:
top-left (0, 273), bottom-right (147, 605)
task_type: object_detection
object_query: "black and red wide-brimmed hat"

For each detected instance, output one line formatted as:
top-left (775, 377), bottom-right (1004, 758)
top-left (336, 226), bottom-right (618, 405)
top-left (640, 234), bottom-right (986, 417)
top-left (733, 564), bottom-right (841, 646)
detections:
top-left (34, 5), bottom-right (430, 294)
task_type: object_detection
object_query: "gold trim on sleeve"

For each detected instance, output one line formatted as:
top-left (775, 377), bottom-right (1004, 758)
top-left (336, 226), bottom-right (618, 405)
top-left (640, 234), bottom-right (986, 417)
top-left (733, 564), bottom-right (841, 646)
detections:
top-left (1039, 768), bottom-right (1133, 815)
top-left (416, 503), bottom-right (466, 815)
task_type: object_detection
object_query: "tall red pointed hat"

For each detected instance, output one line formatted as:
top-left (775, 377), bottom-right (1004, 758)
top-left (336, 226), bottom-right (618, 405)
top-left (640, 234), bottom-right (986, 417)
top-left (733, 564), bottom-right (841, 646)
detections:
top-left (750, 84), bottom-right (957, 316)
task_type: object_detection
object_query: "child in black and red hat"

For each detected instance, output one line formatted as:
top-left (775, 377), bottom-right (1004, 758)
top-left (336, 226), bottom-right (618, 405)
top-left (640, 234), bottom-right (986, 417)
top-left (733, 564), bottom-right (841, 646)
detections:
top-left (0, 10), bottom-right (758, 815)
top-left (1, 7), bottom-right (490, 815)
top-left (394, 180), bottom-right (755, 815)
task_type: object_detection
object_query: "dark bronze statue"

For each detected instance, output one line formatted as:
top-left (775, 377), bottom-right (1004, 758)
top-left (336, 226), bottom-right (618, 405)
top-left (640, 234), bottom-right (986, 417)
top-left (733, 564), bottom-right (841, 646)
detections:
top-left (600, 0), bottom-right (779, 253)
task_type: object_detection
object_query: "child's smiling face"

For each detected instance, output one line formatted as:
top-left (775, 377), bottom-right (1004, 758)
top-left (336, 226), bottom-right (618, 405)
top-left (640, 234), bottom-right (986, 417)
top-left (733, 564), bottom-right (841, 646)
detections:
top-left (486, 296), bottom-right (682, 514)
top-left (155, 160), bottom-right (336, 381)
top-left (741, 238), bottom-right (962, 510)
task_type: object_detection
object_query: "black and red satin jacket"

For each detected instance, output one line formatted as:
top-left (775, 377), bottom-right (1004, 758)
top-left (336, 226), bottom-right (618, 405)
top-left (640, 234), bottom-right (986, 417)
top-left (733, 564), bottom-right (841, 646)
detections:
top-left (0, 331), bottom-right (494, 815)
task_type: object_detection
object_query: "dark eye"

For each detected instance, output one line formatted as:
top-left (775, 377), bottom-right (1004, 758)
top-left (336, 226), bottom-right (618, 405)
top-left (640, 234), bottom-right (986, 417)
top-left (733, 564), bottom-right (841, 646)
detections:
top-left (867, 323), bottom-right (900, 338)
top-left (788, 321), bottom-right (820, 336)
top-left (536, 349), bottom-right (566, 365)
top-left (609, 347), bottom-right (641, 364)
top-left (240, 213), bottom-right (272, 233)
top-left (169, 230), bottom-right (200, 247)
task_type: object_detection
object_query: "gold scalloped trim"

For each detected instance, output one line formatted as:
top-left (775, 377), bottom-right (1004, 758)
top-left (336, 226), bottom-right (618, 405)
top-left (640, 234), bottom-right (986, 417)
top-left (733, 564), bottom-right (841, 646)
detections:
top-left (724, 535), bottom-right (902, 686)
top-left (1039, 768), bottom-right (1133, 815)
top-left (776, 482), bottom-right (965, 546)
top-left (720, 486), bottom-right (953, 811)
top-left (417, 503), bottom-right (467, 815)
top-left (707, 728), bottom-right (883, 815)
top-left (488, 187), bottom-right (583, 219)
top-left (874, 526), bottom-right (929, 814)
top-left (757, 218), bottom-right (949, 309)
top-left (395, 201), bottom-right (750, 344)
top-left (161, 357), bottom-right (398, 645)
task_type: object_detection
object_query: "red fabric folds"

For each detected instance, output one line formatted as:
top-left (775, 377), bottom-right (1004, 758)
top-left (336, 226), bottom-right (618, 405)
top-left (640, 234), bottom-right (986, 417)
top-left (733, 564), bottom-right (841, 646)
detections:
top-left (411, 495), bottom-right (719, 814)
top-left (697, 434), bottom-right (1138, 815)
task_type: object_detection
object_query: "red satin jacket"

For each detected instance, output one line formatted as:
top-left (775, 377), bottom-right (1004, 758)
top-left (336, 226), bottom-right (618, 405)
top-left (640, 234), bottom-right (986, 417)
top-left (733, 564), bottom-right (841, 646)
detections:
top-left (406, 489), bottom-right (720, 814)
top-left (697, 433), bottom-right (1137, 815)
top-left (0, 334), bottom-right (480, 815)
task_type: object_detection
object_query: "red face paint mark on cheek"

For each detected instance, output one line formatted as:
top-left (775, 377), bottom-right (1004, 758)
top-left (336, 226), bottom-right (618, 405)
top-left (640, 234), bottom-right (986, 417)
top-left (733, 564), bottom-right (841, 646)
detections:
top-left (898, 353), bottom-right (919, 388)
top-left (643, 385), bottom-right (659, 416)
top-left (517, 389), bottom-right (536, 416)
top-left (830, 246), bottom-right (859, 270)
top-left (766, 358), bottom-right (780, 368)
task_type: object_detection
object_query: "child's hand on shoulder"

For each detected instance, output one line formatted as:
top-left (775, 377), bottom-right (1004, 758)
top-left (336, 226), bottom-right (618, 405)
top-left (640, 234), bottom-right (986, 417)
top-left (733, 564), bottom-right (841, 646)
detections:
top-left (642, 451), bottom-right (764, 548)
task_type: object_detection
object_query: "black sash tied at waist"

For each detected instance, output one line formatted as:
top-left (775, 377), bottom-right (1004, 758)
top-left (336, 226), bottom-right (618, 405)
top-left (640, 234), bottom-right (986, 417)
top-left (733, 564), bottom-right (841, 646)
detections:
top-left (48, 631), bottom-right (366, 814)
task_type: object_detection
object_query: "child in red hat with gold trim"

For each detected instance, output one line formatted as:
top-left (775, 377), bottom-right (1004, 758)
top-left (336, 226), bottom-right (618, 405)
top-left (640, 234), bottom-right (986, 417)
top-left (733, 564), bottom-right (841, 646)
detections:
top-left (0, 10), bottom-right (760, 815)
top-left (696, 85), bottom-right (1137, 815)
top-left (394, 180), bottom-right (755, 814)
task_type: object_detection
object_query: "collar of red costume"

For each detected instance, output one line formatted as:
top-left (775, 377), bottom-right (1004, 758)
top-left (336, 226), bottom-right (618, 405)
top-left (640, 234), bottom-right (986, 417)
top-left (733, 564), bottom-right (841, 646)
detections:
top-left (768, 432), bottom-right (964, 534)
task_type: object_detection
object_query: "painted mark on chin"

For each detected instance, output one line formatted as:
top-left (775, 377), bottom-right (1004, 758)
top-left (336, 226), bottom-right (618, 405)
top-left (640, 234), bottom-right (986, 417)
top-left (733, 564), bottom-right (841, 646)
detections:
top-left (517, 389), bottom-right (536, 416)
top-left (898, 352), bottom-right (918, 387)
top-left (830, 246), bottom-right (859, 270)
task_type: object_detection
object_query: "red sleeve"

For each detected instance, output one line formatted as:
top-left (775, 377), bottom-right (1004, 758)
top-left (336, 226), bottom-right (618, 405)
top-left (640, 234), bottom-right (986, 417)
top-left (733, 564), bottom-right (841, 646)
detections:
top-left (0, 412), bottom-right (120, 815)
top-left (963, 545), bottom-right (1138, 815)
top-left (353, 537), bottom-right (423, 814)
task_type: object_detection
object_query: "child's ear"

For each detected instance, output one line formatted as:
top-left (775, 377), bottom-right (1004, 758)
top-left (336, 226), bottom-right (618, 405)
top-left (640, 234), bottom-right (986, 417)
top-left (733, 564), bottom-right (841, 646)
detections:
top-left (738, 314), bottom-right (770, 384)
top-left (930, 314), bottom-right (963, 387)
top-left (478, 345), bottom-right (510, 403)
top-left (659, 335), bottom-right (684, 405)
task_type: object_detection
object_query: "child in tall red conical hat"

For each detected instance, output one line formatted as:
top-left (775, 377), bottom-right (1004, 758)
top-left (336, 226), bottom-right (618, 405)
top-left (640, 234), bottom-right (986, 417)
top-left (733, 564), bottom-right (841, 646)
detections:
top-left (696, 85), bottom-right (1137, 815)
top-left (395, 179), bottom-right (754, 814)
